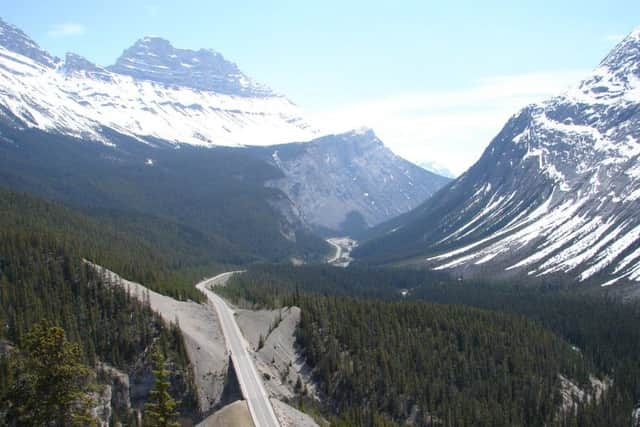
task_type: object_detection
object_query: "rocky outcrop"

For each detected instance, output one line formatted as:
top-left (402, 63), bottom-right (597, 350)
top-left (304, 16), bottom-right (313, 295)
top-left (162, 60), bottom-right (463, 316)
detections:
top-left (89, 385), bottom-right (112, 427)
top-left (558, 374), bottom-right (610, 416)
top-left (632, 404), bottom-right (640, 427)
top-left (97, 362), bottom-right (131, 415)
top-left (93, 264), bottom-right (228, 413)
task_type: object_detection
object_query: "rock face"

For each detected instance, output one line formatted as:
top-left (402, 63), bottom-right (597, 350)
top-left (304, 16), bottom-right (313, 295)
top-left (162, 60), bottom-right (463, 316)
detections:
top-left (557, 374), bottom-right (609, 417)
top-left (255, 129), bottom-right (451, 235)
top-left (356, 28), bottom-right (640, 289)
top-left (0, 18), bottom-right (316, 147)
top-left (109, 36), bottom-right (272, 96)
top-left (90, 385), bottom-right (113, 427)
top-left (0, 18), bottom-right (56, 66)
top-left (271, 398), bottom-right (320, 427)
top-left (632, 404), bottom-right (640, 427)
top-left (97, 362), bottom-right (131, 415)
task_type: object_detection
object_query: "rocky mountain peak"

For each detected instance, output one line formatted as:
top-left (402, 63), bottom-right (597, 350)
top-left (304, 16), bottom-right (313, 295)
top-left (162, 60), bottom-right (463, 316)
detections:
top-left (64, 52), bottom-right (102, 73)
top-left (329, 128), bottom-right (384, 150)
top-left (599, 27), bottom-right (640, 72)
top-left (62, 52), bottom-right (113, 82)
top-left (108, 36), bottom-right (273, 96)
top-left (575, 28), bottom-right (640, 101)
top-left (0, 17), bottom-right (57, 67)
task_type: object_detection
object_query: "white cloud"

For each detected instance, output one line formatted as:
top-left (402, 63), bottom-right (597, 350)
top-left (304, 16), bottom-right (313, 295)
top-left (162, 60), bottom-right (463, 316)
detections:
top-left (605, 34), bottom-right (625, 43)
top-left (310, 70), bottom-right (587, 176)
top-left (47, 23), bottom-right (86, 38)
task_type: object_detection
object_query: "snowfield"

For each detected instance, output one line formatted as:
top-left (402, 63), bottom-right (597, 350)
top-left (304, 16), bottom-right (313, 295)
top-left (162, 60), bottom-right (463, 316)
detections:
top-left (0, 20), bottom-right (317, 148)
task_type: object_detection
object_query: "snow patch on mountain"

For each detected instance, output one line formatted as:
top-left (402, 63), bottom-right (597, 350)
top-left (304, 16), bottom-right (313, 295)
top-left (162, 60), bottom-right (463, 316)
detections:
top-left (356, 27), bottom-right (640, 290)
top-left (0, 19), bottom-right (317, 148)
top-left (424, 27), bottom-right (640, 287)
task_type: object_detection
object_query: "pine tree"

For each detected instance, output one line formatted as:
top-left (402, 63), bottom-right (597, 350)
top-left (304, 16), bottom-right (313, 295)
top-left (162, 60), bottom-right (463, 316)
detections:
top-left (144, 347), bottom-right (180, 427)
top-left (4, 321), bottom-right (95, 426)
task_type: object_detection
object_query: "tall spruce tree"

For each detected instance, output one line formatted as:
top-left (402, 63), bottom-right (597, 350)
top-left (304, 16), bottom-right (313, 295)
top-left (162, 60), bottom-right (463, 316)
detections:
top-left (144, 347), bottom-right (179, 427)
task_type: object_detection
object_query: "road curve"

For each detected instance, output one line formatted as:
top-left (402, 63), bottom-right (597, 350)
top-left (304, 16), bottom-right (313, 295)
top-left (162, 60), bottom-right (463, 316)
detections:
top-left (327, 238), bottom-right (343, 264)
top-left (196, 272), bottom-right (280, 427)
top-left (326, 237), bottom-right (357, 267)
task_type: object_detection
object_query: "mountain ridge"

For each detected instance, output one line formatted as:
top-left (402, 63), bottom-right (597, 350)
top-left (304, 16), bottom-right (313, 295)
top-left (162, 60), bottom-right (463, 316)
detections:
top-left (108, 36), bottom-right (274, 96)
top-left (0, 17), bottom-right (450, 240)
top-left (355, 27), bottom-right (640, 291)
top-left (0, 17), bottom-right (317, 148)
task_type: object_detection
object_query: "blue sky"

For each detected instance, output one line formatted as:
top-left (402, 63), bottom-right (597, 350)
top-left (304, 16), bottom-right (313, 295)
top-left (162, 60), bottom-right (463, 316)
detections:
top-left (3, 1), bottom-right (639, 174)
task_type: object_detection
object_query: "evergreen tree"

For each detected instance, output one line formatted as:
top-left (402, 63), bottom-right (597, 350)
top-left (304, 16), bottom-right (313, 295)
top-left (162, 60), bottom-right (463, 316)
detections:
top-left (3, 321), bottom-right (95, 426)
top-left (144, 347), bottom-right (180, 427)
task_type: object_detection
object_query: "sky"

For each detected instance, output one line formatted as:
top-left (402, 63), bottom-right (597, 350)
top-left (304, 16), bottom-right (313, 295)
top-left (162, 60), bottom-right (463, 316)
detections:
top-left (3, 0), bottom-right (640, 175)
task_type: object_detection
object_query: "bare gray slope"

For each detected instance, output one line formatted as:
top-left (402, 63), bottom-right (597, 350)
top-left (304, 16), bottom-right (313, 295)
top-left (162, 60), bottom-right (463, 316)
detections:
top-left (251, 129), bottom-right (451, 235)
top-left (90, 263), bottom-right (228, 412)
top-left (197, 273), bottom-right (281, 427)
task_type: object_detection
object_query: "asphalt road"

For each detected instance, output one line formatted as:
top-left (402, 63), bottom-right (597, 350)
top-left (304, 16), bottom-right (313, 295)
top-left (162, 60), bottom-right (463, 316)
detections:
top-left (197, 272), bottom-right (280, 427)
top-left (327, 238), bottom-right (343, 264)
top-left (326, 237), bottom-right (357, 267)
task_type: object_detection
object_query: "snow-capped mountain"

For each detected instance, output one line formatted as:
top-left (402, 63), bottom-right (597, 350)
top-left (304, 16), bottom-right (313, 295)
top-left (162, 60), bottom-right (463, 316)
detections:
top-left (108, 36), bottom-right (273, 96)
top-left (356, 28), bottom-right (640, 288)
top-left (0, 18), bottom-right (316, 147)
top-left (0, 17), bottom-right (450, 239)
top-left (251, 129), bottom-right (451, 234)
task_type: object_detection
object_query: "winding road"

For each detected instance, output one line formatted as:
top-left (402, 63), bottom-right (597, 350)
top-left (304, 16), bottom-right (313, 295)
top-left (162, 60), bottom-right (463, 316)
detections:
top-left (327, 237), bottom-right (357, 267)
top-left (196, 272), bottom-right (280, 427)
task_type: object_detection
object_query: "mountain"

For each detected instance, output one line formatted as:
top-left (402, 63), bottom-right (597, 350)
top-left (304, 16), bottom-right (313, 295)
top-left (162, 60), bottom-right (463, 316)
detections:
top-left (0, 18), bottom-right (316, 147)
top-left (419, 161), bottom-right (456, 179)
top-left (0, 17), bottom-right (449, 243)
top-left (108, 36), bottom-right (274, 97)
top-left (355, 28), bottom-right (640, 289)
top-left (0, 122), bottom-right (330, 264)
top-left (250, 129), bottom-right (451, 235)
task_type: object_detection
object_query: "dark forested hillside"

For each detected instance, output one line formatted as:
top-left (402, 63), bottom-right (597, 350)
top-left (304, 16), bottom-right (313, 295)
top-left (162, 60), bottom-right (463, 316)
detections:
top-left (221, 265), bottom-right (640, 426)
top-left (0, 123), bottom-right (329, 265)
top-left (0, 227), bottom-right (198, 424)
top-left (217, 264), bottom-right (442, 305)
top-left (0, 186), bottom-right (209, 300)
top-left (296, 296), bottom-right (589, 426)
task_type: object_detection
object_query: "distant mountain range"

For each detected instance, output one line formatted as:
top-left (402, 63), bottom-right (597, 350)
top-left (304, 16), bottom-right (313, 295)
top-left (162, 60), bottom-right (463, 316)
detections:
top-left (0, 17), bottom-right (449, 253)
top-left (419, 161), bottom-right (456, 179)
top-left (356, 28), bottom-right (640, 291)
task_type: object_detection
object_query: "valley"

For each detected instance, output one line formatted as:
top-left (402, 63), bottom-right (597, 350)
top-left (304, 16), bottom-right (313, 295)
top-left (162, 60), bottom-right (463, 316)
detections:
top-left (0, 10), bottom-right (640, 427)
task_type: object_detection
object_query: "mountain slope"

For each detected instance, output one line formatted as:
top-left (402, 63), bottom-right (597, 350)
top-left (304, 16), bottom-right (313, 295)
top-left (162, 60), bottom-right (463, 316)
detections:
top-left (0, 18), bottom-right (316, 147)
top-left (249, 129), bottom-right (451, 235)
top-left (355, 28), bottom-right (640, 289)
top-left (0, 121), bottom-right (329, 264)
top-left (0, 17), bottom-right (449, 242)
